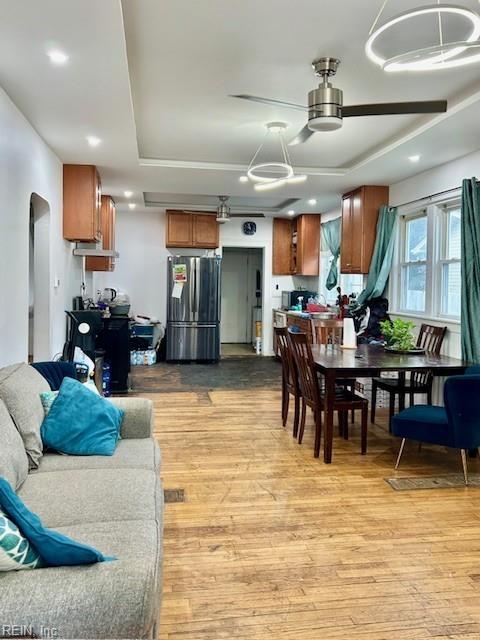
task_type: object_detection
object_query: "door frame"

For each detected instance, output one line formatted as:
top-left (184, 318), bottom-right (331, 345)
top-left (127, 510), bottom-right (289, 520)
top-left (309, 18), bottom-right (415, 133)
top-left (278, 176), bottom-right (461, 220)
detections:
top-left (218, 243), bottom-right (267, 353)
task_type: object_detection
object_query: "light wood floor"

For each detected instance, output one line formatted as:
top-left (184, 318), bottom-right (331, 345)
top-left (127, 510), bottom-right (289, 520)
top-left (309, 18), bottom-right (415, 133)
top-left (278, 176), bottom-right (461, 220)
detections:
top-left (138, 379), bottom-right (480, 639)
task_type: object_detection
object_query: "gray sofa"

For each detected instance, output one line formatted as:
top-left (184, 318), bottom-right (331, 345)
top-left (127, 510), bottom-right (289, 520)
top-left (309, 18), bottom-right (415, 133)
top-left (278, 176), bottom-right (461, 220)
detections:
top-left (0, 363), bottom-right (163, 640)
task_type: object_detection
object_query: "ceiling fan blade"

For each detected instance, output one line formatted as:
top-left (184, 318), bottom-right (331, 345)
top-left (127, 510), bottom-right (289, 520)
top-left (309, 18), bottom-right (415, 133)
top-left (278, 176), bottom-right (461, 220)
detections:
top-left (288, 124), bottom-right (315, 146)
top-left (342, 100), bottom-right (447, 118)
top-left (230, 94), bottom-right (308, 112)
top-left (230, 213), bottom-right (265, 218)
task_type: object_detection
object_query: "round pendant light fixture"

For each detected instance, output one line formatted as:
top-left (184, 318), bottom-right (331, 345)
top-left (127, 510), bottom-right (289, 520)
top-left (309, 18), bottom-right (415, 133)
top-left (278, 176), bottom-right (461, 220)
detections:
top-left (365, 2), bottom-right (480, 72)
top-left (245, 122), bottom-right (307, 191)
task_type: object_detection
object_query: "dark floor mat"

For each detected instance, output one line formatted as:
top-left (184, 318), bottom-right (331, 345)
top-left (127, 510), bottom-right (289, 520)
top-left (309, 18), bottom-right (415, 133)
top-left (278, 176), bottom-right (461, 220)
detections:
top-left (131, 356), bottom-right (282, 392)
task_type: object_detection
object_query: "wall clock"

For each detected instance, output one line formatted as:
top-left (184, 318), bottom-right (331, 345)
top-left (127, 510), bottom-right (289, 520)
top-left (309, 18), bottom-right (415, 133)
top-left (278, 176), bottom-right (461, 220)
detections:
top-left (243, 221), bottom-right (257, 236)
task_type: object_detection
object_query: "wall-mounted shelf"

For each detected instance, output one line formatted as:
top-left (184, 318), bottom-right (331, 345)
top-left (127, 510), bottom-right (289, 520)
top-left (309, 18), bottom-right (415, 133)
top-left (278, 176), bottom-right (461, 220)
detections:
top-left (73, 248), bottom-right (119, 258)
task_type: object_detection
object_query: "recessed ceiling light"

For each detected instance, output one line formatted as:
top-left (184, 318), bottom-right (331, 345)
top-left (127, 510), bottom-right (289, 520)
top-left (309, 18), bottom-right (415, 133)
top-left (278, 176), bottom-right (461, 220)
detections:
top-left (239, 175), bottom-right (248, 183)
top-left (308, 198), bottom-right (317, 206)
top-left (86, 135), bottom-right (101, 147)
top-left (124, 190), bottom-right (133, 198)
top-left (47, 49), bottom-right (69, 65)
top-left (408, 154), bottom-right (420, 163)
top-left (287, 210), bottom-right (295, 216)
top-left (128, 203), bottom-right (136, 210)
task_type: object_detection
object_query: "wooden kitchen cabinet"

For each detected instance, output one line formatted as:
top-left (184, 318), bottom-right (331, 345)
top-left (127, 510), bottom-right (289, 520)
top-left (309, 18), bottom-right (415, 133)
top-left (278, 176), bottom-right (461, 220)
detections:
top-left (193, 213), bottom-right (219, 248)
top-left (296, 215), bottom-right (320, 276)
top-left (340, 185), bottom-right (389, 274)
top-left (286, 314), bottom-right (315, 344)
top-left (166, 210), bottom-right (219, 248)
top-left (272, 218), bottom-right (292, 275)
top-left (63, 164), bottom-right (102, 242)
top-left (272, 215), bottom-right (320, 276)
top-left (86, 196), bottom-right (116, 272)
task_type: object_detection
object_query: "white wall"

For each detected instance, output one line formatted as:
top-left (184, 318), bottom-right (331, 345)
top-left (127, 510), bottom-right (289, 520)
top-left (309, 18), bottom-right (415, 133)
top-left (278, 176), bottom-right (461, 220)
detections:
top-left (0, 86), bottom-right (83, 366)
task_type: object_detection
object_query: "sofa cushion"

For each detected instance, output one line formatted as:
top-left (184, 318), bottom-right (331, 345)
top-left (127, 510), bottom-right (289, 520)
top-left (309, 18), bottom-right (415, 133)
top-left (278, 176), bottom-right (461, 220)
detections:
top-left (0, 400), bottom-right (29, 490)
top-left (41, 377), bottom-right (124, 456)
top-left (0, 478), bottom-right (112, 568)
top-left (0, 363), bottom-right (49, 469)
top-left (0, 518), bottom-right (163, 640)
top-left (18, 468), bottom-right (159, 528)
top-left (35, 438), bottom-right (161, 474)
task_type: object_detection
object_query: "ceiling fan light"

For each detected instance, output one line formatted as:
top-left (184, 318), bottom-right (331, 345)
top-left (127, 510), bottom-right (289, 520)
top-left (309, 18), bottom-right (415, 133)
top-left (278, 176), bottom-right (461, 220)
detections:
top-left (365, 4), bottom-right (480, 72)
top-left (308, 116), bottom-right (342, 132)
top-left (216, 215), bottom-right (231, 223)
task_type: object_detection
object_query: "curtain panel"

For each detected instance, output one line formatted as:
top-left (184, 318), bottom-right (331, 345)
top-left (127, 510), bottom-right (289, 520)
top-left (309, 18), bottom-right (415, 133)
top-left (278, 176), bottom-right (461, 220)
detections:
top-left (321, 218), bottom-right (341, 290)
top-left (356, 205), bottom-right (398, 306)
top-left (461, 178), bottom-right (480, 362)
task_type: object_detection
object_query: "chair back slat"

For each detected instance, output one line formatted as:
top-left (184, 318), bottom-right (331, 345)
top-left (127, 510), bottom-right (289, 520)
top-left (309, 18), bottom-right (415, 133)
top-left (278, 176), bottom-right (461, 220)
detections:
top-left (412, 324), bottom-right (447, 387)
top-left (275, 327), bottom-right (299, 393)
top-left (315, 319), bottom-right (343, 346)
top-left (288, 329), bottom-right (320, 407)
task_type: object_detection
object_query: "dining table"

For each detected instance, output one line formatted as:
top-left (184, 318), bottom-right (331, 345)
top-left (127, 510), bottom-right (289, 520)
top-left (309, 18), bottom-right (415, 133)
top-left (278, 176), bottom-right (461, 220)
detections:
top-left (311, 343), bottom-right (469, 463)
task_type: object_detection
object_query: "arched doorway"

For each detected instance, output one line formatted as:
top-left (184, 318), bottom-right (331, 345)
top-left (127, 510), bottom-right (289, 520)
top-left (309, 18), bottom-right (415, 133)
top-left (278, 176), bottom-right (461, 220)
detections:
top-left (29, 193), bottom-right (51, 361)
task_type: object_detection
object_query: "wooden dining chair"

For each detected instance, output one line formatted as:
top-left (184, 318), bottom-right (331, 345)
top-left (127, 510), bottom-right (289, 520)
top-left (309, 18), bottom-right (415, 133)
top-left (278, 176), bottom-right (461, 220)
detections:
top-left (371, 324), bottom-right (447, 428)
top-left (275, 327), bottom-right (302, 437)
top-left (288, 330), bottom-right (368, 458)
top-left (315, 319), bottom-right (357, 423)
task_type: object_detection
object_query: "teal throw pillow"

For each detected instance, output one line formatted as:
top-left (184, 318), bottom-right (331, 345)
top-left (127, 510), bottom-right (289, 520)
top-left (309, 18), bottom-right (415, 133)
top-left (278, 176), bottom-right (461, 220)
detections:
top-left (0, 478), bottom-right (114, 567)
top-left (0, 509), bottom-right (43, 571)
top-left (41, 377), bottom-right (124, 456)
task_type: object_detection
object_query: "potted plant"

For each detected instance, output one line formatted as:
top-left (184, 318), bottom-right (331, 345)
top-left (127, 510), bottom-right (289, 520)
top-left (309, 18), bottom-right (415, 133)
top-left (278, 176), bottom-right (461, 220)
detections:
top-left (379, 318), bottom-right (421, 353)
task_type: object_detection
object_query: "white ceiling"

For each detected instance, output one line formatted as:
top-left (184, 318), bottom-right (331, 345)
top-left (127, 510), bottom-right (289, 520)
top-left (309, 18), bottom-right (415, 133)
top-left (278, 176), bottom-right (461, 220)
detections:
top-left (1, 0), bottom-right (480, 215)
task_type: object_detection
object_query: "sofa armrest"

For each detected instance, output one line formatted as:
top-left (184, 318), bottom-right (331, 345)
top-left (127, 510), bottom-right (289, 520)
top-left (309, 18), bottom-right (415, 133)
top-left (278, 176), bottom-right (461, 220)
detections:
top-left (108, 397), bottom-right (154, 439)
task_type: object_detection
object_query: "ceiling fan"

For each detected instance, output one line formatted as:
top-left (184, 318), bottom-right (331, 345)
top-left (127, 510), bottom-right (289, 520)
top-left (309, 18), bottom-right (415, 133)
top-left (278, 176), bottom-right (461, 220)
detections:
top-left (215, 196), bottom-right (265, 223)
top-left (183, 196), bottom-right (266, 223)
top-left (231, 57), bottom-right (448, 145)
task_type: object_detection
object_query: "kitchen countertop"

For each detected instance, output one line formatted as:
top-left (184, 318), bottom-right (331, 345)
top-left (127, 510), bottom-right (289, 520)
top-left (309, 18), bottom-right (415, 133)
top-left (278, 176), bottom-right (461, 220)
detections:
top-left (273, 308), bottom-right (339, 320)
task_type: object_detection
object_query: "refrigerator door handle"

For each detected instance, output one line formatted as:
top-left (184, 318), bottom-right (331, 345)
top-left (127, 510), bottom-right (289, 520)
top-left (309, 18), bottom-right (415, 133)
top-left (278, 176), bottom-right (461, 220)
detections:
top-left (193, 263), bottom-right (197, 321)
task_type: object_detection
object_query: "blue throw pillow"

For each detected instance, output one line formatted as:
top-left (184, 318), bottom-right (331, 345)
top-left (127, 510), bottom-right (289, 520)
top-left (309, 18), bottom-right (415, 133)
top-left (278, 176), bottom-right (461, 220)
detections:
top-left (0, 478), bottom-right (114, 567)
top-left (41, 377), bottom-right (124, 456)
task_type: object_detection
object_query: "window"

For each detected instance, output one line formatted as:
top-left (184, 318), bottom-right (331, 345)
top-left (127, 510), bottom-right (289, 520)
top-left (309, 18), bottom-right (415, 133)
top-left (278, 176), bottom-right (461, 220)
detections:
top-left (440, 206), bottom-right (461, 317)
top-left (400, 214), bottom-right (427, 313)
top-left (393, 201), bottom-right (461, 319)
top-left (319, 250), bottom-right (364, 304)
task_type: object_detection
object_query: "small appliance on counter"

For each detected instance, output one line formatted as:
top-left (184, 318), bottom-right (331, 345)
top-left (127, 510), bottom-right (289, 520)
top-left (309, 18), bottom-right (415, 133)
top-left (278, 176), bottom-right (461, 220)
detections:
top-left (282, 290), bottom-right (317, 311)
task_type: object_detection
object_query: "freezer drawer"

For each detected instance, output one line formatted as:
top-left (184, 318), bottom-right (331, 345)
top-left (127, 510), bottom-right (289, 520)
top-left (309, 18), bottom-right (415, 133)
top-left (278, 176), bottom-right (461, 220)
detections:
top-left (166, 323), bottom-right (220, 362)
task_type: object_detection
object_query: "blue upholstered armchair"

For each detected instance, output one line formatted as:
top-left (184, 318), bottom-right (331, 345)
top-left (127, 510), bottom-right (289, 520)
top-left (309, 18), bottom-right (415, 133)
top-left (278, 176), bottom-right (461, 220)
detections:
top-left (392, 367), bottom-right (480, 485)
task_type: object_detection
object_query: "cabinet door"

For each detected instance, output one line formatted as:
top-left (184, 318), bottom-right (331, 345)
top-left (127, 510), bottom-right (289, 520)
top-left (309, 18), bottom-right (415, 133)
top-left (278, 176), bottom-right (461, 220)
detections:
top-left (63, 164), bottom-right (102, 242)
top-left (349, 189), bottom-right (364, 273)
top-left (272, 218), bottom-right (292, 275)
top-left (340, 195), bottom-right (353, 273)
top-left (193, 214), bottom-right (219, 248)
top-left (297, 215), bottom-right (320, 276)
top-left (86, 196), bottom-right (115, 272)
top-left (166, 211), bottom-right (193, 247)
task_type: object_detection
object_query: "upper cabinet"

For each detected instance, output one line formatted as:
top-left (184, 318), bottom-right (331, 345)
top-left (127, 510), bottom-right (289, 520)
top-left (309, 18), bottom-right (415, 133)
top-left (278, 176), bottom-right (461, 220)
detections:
top-left (272, 215), bottom-right (320, 276)
top-left (340, 185), bottom-right (389, 274)
top-left (63, 164), bottom-right (102, 242)
top-left (86, 196), bottom-right (116, 272)
top-left (166, 210), bottom-right (219, 248)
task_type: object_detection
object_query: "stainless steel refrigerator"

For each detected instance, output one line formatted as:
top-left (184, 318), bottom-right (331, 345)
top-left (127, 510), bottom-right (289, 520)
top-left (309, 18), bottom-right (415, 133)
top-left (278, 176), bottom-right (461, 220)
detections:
top-left (166, 256), bottom-right (221, 362)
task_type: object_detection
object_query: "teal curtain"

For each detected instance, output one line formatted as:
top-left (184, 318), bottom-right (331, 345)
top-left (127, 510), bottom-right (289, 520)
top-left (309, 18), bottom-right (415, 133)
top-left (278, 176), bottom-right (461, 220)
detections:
top-left (321, 218), bottom-right (341, 290)
top-left (356, 205), bottom-right (398, 306)
top-left (461, 178), bottom-right (480, 362)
